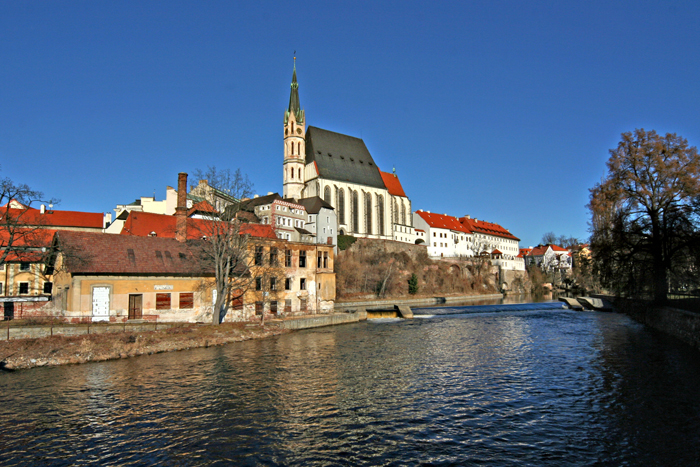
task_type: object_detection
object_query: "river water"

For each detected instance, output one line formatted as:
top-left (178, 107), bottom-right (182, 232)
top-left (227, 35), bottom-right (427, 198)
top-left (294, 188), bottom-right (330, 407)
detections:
top-left (2, 303), bottom-right (700, 466)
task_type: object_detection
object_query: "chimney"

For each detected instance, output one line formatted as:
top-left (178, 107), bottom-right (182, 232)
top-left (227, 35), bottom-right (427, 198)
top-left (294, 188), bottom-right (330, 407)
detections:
top-left (40, 204), bottom-right (46, 214)
top-left (176, 172), bottom-right (188, 242)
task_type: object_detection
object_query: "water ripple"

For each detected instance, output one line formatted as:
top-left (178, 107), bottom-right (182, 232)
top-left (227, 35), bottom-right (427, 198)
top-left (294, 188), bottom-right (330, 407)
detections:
top-left (2, 309), bottom-right (700, 465)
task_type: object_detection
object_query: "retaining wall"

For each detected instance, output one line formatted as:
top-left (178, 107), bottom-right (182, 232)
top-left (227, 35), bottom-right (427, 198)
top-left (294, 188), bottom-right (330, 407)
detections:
top-left (1, 322), bottom-right (175, 341)
top-left (620, 300), bottom-right (700, 351)
top-left (272, 311), bottom-right (366, 330)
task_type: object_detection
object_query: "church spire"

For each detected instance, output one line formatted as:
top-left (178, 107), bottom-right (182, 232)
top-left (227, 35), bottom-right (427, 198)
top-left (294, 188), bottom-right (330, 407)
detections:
top-left (285, 56), bottom-right (304, 124)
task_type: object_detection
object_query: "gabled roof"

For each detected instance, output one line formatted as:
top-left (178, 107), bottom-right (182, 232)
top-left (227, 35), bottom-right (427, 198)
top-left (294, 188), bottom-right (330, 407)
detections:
top-left (187, 200), bottom-right (217, 217)
top-left (56, 231), bottom-right (213, 276)
top-left (459, 217), bottom-right (519, 241)
top-left (415, 211), bottom-right (471, 233)
top-left (379, 170), bottom-right (407, 197)
top-left (240, 193), bottom-right (282, 212)
top-left (1, 207), bottom-right (103, 229)
top-left (527, 245), bottom-right (550, 256)
top-left (296, 196), bottom-right (334, 214)
top-left (120, 211), bottom-right (276, 240)
top-left (305, 126), bottom-right (385, 189)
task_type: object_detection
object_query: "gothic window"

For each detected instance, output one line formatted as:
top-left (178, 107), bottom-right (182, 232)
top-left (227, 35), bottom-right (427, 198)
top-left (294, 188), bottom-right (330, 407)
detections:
top-left (338, 188), bottom-right (345, 225)
top-left (351, 190), bottom-right (359, 233)
top-left (377, 194), bottom-right (384, 236)
top-left (364, 192), bottom-right (372, 235)
top-left (299, 168), bottom-right (302, 179)
top-left (324, 186), bottom-right (331, 204)
top-left (401, 201), bottom-right (406, 225)
top-left (297, 142), bottom-right (300, 155)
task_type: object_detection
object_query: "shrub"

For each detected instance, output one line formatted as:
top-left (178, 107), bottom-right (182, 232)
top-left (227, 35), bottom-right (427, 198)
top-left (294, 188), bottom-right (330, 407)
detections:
top-left (408, 273), bottom-right (419, 294)
top-left (337, 235), bottom-right (357, 251)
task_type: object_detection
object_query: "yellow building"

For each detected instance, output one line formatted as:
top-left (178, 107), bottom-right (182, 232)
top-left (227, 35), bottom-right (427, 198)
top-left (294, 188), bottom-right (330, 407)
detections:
top-left (52, 230), bottom-right (335, 323)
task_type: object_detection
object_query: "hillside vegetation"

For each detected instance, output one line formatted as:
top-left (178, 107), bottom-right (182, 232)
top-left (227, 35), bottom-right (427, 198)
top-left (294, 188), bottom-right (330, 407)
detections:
top-left (335, 238), bottom-right (499, 300)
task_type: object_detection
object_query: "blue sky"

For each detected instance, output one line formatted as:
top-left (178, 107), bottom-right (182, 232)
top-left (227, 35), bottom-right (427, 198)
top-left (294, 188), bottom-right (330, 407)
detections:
top-left (2, 1), bottom-right (700, 248)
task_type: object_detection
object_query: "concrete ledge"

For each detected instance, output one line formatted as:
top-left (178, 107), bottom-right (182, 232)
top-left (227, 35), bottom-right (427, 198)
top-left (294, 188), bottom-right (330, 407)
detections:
top-left (397, 305), bottom-right (413, 319)
top-left (335, 294), bottom-right (504, 312)
top-left (272, 312), bottom-right (365, 330)
top-left (559, 297), bottom-right (583, 311)
top-left (0, 322), bottom-right (175, 341)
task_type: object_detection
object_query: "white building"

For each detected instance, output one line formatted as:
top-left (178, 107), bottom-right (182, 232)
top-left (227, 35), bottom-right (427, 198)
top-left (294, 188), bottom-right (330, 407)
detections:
top-left (282, 62), bottom-right (413, 242)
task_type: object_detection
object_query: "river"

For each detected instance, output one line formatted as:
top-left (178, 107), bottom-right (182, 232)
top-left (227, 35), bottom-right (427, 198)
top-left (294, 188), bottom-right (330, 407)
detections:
top-left (2, 303), bottom-right (700, 466)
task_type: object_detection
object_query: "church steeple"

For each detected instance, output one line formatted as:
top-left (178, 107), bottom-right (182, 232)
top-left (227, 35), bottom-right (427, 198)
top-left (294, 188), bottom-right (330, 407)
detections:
top-left (283, 57), bottom-right (306, 200)
top-left (285, 58), bottom-right (304, 125)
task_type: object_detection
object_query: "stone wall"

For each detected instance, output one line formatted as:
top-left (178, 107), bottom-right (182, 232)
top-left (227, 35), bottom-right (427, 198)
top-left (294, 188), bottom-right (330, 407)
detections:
top-left (618, 299), bottom-right (700, 350)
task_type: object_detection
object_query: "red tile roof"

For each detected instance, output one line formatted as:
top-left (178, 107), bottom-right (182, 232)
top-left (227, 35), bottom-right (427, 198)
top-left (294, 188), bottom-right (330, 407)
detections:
top-left (121, 211), bottom-right (276, 240)
top-left (187, 200), bottom-right (217, 217)
top-left (459, 217), bottom-right (519, 241)
top-left (57, 231), bottom-right (214, 275)
top-left (0, 229), bottom-right (56, 248)
top-left (379, 171), bottom-right (407, 197)
top-left (1, 207), bottom-right (103, 229)
top-left (415, 211), bottom-right (470, 233)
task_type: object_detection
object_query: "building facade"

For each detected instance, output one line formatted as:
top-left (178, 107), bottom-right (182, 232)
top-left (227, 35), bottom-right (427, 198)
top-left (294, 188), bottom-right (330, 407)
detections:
top-left (282, 63), bottom-right (413, 242)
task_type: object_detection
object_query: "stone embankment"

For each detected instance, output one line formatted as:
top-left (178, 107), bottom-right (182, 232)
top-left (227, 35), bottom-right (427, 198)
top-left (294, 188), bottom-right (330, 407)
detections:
top-left (616, 299), bottom-right (700, 351)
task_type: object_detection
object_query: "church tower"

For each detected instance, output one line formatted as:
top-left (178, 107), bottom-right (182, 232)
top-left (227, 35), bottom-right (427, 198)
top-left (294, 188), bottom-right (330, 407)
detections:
top-left (283, 59), bottom-right (306, 200)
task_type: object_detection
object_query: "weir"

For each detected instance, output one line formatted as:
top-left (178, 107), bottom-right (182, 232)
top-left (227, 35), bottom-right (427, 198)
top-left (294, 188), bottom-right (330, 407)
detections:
top-left (412, 301), bottom-right (566, 316)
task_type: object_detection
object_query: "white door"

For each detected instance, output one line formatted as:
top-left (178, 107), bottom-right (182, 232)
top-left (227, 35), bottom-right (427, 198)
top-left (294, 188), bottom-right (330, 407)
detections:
top-left (92, 287), bottom-right (110, 322)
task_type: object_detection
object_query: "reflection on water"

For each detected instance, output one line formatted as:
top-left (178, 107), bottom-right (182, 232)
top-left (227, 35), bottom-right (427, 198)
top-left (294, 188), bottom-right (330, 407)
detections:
top-left (2, 307), bottom-right (700, 465)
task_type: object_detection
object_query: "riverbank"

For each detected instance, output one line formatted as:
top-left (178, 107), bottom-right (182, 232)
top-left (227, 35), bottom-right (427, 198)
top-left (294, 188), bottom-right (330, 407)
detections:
top-left (0, 322), bottom-right (289, 371)
top-left (0, 311), bottom-right (371, 371)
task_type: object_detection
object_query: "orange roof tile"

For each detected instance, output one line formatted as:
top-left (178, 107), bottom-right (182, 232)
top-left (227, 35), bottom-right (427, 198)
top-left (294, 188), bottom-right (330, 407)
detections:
top-left (121, 211), bottom-right (276, 240)
top-left (380, 171), bottom-right (407, 197)
top-left (459, 217), bottom-right (519, 241)
top-left (1, 207), bottom-right (103, 229)
top-left (415, 211), bottom-right (471, 233)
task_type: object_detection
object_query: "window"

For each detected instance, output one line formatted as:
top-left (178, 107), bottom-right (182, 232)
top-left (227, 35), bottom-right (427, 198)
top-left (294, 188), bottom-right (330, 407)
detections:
top-left (270, 277), bottom-right (277, 291)
top-left (43, 282), bottom-right (53, 294)
top-left (323, 252), bottom-right (329, 268)
top-left (285, 250), bottom-right (292, 267)
top-left (300, 298), bottom-right (307, 312)
top-left (285, 299), bottom-right (292, 313)
top-left (433, 232), bottom-right (436, 237)
top-left (19, 262), bottom-right (30, 271)
top-left (299, 250), bottom-right (306, 268)
top-left (285, 278), bottom-right (291, 290)
top-left (19, 282), bottom-right (29, 294)
top-left (0, 282), bottom-right (3, 294)
top-left (255, 277), bottom-right (262, 291)
top-left (255, 302), bottom-right (263, 315)
top-left (270, 248), bottom-right (278, 266)
top-left (179, 293), bottom-right (194, 309)
top-left (300, 278), bottom-right (306, 290)
top-left (156, 293), bottom-right (171, 310)
top-left (270, 301), bottom-right (278, 314)
top-left (318, 251), bottom-right (323, 268)
top-left (255, 246), bottom-right (263, 265)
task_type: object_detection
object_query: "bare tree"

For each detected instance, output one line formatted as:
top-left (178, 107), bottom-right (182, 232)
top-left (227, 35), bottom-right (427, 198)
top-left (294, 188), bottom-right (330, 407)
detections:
top-left (189, 167), bottom-right (256, 324)
top-left (0, 172), bottom-right (55, 267)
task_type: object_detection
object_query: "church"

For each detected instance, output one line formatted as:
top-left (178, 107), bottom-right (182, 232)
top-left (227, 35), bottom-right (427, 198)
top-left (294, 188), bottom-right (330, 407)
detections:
top-left (282, 62), bottom-right (416, 244)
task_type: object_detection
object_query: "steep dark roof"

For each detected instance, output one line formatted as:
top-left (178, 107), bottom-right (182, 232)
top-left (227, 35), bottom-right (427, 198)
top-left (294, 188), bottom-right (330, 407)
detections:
top-left (305, 126), bottom-right (385, 189)
top-left (296, 196), bottom-right (334, 214)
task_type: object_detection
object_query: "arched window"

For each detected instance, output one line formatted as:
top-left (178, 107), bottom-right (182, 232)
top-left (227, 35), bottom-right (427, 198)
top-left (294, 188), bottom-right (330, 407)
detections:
top-left (338, 188), bottom-right (345, 225)
top-left (297, 142), bottom-right (301, 155)
top-left (401, 201), bottom-right (406, 225)
top-left (351, 190), bottom-right (359, 233)
top-left (365, 192), bottom-right (372, 235)
top-left (393, 198), bottom-right (399, 224)
top-left (299, 168), bottom-right (302, 179)
top-left (291, 168), bottom-right (294, 179)
top-left (324, 186), bottom-right (331, 204)
top-left (377, 194), bottom-right (384, 236)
